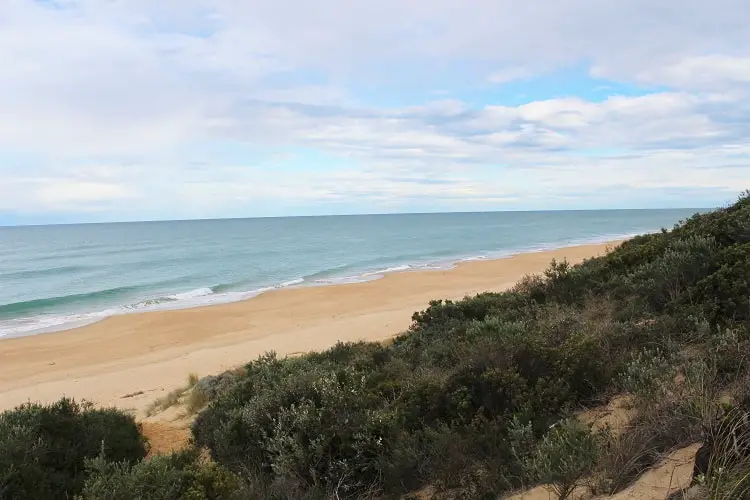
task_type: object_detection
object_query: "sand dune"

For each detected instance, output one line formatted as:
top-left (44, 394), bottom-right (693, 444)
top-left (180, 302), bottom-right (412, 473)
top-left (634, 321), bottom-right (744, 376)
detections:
top-left (0, 241), bottom-right (619, 417)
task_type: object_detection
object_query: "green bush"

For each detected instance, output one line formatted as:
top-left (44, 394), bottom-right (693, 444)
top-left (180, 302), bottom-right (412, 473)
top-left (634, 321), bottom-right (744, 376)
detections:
top-left (618, 347), bottom-right (676, 400)
top-left (79, 449), bottom-right (245, 500)
top-left (192, 304), bottom-right (624, 497)
top-left (707, 326), bottom-right (750, 381)
top-left (524, 420), bottom-right (601, 500)
top-left (627, 235), bottom-right (718, 311)
top-left (193, 353), bottom-right (400, 497)
top-left (694, 244), bottom-right (750, 326)
top-left (0, 398), bottom-right (147, 499)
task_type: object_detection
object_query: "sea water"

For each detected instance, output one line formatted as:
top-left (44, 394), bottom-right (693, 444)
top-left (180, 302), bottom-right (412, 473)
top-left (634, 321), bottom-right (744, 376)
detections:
top-left (0, 209), bottom-right (702, 338)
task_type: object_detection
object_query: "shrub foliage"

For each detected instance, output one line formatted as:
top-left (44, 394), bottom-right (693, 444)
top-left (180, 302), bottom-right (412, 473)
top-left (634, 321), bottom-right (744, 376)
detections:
top-left (0, 398), bottom-right (147, 499)
top-left (79, 449), bottom-right (244, 500)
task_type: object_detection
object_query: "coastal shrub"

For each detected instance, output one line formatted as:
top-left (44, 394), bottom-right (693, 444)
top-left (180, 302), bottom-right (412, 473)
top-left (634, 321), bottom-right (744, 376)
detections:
top-left (79, 448), bottom-right (245, 500)
top-left (618, 347), bottom-right (676, 400)
top-left (193, 304), bottom-right (625, 496)
top-left (525, 420), bottom-right (601, 500)
top-left (193, 353), bottom-right (401, 497)
top-left (193, 302), bottom-right (631, 496)
top-left (192, 370), bottom-right (243, 402)
top-left (675, 191), bottom-right (750, 247)
top-left (627, 235), bottom-right (718, 313)
top-left (707, 326), bottom-right (750, 382)
top-left (694, 244), bottom-right (750, 326)
top-left (0, 398), bottom-right (147, 499)
top-left (428, 423), bottom-right (522, 497)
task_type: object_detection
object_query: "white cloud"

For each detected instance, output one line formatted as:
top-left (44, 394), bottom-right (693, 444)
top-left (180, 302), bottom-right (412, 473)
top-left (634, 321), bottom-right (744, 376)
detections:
top-left (594, 55), bottom-right (750, 91)
top-left (34, 181), bottom-right (135, 206)
top-left (0, 176), bottom-right (136, 214)
top-left (0, 0), bottom-right (749, 219)
top-left (487, 68), bottom-right (532, 84)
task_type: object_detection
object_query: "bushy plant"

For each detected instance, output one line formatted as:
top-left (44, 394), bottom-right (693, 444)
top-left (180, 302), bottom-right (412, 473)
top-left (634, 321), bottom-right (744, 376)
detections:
top-left (707, 326), bottom-right (750, 381)
top-left (0, 398), bottom-right (147, 499)
top-left (524, 420), bottom-right (601, 500)
top-left (618, 347), bottom-right (676, 400)
top-left (694, 244), bottom-right (750, 326)
top-left (78, 448), bottom-right (245, 500)
top-left (193, 352), bottom-right (400, 497)
top-left (626, 236), bottom-right (717, 314)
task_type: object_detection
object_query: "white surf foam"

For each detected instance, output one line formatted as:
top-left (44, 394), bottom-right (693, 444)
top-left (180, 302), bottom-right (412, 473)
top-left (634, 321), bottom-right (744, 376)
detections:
top-left (0, 279), bottom-right (309, 339)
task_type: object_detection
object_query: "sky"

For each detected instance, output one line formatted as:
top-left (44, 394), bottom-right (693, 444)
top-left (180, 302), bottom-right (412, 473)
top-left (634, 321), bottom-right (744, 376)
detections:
top-left (1, 0), bottom-right (749, 224)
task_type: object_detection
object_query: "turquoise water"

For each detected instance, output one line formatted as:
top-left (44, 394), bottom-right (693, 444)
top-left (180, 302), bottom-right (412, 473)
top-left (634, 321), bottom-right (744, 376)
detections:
top-left (0, 209), bottom-right (702, 338)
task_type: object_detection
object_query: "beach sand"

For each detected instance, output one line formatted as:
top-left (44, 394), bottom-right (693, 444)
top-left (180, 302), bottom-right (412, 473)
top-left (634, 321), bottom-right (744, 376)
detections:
top-left (0, 241), bottom-right (620, 417)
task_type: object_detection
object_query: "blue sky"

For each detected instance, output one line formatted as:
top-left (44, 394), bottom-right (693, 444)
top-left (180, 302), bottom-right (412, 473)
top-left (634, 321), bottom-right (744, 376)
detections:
top-left (1, 0), bottom-right (749, 224)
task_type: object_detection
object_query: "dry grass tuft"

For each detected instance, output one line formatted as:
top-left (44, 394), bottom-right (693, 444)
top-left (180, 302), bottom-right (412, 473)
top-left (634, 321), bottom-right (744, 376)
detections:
top-left (185, 386), bottom-right (210, 415)
top-left (145, 387), bottom-right (185, 417)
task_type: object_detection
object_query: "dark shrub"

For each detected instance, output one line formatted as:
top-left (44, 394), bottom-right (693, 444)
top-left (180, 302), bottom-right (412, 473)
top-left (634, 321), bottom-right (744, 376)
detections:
top-left (0, 398), bottom-right (147, 499)
top-left (193, 354), bottom-right (400, 498)
top-left (80, 448), bottom-right (244, 500)
top-left (694, 244), bottom-right (750, 326)
top-left (525, 420), bottom-right (601, 500)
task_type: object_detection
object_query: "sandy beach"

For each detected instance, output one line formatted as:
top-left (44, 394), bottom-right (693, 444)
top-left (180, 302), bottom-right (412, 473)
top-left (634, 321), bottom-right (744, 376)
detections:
top-left (0, 241), bottom-right (619, 417)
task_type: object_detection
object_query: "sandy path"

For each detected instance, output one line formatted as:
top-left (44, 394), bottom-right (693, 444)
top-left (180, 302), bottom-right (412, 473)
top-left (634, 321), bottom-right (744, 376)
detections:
top-left (0, 242), bottom-right (619, 417)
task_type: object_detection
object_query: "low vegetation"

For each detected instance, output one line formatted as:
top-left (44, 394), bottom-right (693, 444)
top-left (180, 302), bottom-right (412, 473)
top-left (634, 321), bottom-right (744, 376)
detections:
top-left (79, 449), bottom-right (245, 500)
top-left (146, 372), bottom-right (210, 417)
top-left (2, 192), bottom-right (750, 499)
top-left (524, 419), bottom-right (604, 499)
top-left (0, 398), bottom-right (147, 499)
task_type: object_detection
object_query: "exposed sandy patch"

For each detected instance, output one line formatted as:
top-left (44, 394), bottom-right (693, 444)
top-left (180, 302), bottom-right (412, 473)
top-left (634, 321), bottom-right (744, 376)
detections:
top-left (504, 484), bottom-right (592, 499)
top-left (579, 395), bottom-right (638, 437)
top-left (141, 422), bottom-right (191, 457)
top-left (603, 444), bottom-right (700, 500)
top-left (503, 444), bottom-right (699, 500)
top-left (503, 485), bottom-right (552, 500)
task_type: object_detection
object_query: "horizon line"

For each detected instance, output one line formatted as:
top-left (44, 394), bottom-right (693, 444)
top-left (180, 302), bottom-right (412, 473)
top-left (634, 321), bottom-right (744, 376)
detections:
top-left (0, 205), bottom-right (713, 229)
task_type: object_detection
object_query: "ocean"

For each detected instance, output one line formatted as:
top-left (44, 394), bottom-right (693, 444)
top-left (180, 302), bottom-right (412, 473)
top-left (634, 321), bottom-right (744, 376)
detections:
top-left (0, 208), bottom-right (702, 338)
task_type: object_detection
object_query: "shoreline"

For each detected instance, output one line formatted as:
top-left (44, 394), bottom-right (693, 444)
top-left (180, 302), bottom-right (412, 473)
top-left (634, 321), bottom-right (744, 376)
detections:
top-left (1, 233), bottom-right (640, 340)
top-left (0, 240), bottom-right (621, 417)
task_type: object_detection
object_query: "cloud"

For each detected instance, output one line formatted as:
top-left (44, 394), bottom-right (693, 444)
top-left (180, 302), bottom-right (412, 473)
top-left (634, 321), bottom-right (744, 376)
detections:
top-left (593, 55), bottom-right (750, 92)
top-left (636, 56), bottom-right (750, 91)
top-left (218, 91), bottom-right (748, 163)
top-left (487, 68), bottom-right (532, 84)
top-left (34, 181), bottom-right (135, 207)
top-left (0, 0), bottom-right (749, 220)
